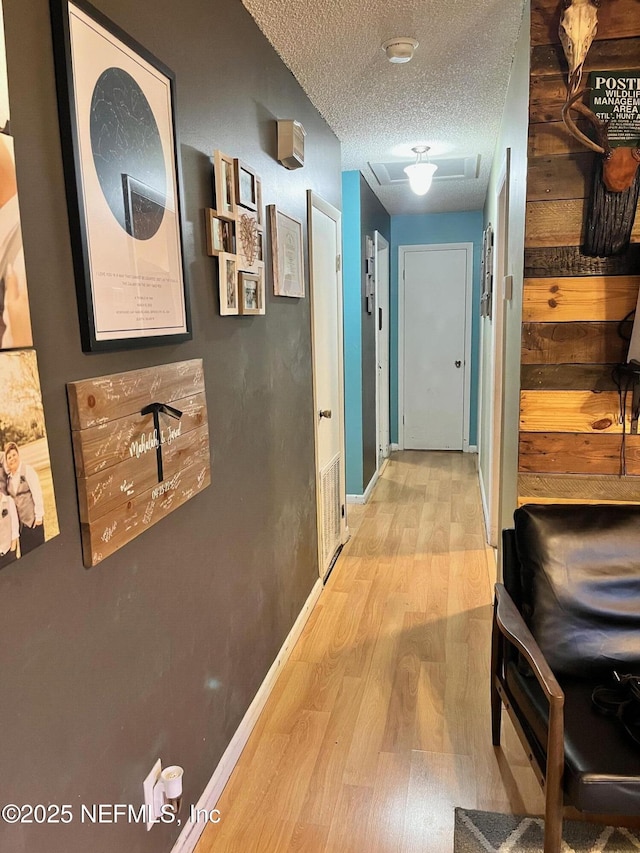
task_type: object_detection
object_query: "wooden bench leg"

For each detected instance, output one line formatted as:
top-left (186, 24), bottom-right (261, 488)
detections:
top-left (490, 606), bottom-right (502, 746)
top-left (544, 703), bottom-right (565, 853)
top-left (491, 679), bottom-right (502, 746)
top-left (543, 787), bottom-right (563, 853)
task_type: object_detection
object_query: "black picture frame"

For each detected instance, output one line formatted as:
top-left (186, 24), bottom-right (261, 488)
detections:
top-left (50, 0), bottom-right (191, 352)
top-left (480, 223), bottom-right (494, 320)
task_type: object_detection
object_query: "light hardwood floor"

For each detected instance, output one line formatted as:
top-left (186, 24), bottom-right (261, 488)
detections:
top-left (195, 451), bottom-right (544, 853)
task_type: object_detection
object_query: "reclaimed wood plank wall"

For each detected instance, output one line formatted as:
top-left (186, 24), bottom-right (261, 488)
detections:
top-left (519, 0), bottom-right (640, 505)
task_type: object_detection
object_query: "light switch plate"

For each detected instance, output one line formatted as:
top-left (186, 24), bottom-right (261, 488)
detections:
top-left (504, 274), bottom-right (513, 301)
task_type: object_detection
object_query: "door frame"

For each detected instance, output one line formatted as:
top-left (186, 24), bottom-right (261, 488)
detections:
top-left (374, 231), bottom-right (390, 470)
top-left (488, 152), bottom-right (511, 545)
top-left (477, 151), bottom-right (511, 546)
top-left (398, 242), bottom-right (473, 451)
top-left (307, 191), bottom-right (348, 577)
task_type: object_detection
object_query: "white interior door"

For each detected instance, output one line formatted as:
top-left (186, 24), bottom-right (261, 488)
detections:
top-left (308, 192), bottom-right (346, 579)
top-left (375, 232), bottom-right (390, 468)
top-left (399, 244), bottom-right (472, 450)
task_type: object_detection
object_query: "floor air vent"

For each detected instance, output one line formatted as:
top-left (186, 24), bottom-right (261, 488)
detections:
top-left (321, 453), bottom-right (341, 574)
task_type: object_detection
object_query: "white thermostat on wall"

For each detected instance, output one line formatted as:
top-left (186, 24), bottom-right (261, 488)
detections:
top-left (277, 119), bottom-right (306, 169)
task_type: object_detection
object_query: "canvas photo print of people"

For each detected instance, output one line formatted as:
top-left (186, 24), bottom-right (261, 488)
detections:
top-left (0, 349), bottom-right (59, 568)
top-left (0, 0), bottom-right (33, 351)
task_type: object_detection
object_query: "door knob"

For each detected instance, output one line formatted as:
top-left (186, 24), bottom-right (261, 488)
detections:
top-left (319, 409), bottom-right (332, 419)
top-left (455, 361), bottom-right (462, 368)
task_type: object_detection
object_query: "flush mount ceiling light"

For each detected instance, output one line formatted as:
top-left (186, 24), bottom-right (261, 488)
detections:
top-left (404, 145), bottom-right (438, 195)
top-left (381, 37), bottom-right (418, 64)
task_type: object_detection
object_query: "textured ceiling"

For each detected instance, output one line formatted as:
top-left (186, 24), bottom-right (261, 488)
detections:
top-left (241, 0), bottom-right (527, 215)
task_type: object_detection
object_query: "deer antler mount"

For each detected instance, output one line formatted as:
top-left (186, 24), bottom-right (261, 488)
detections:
top-left (559, 0), bottom-right (599, 94)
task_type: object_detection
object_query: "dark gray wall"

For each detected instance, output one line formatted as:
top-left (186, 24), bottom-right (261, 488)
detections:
top-left (0, 1), bottom-right (340, 851)
top-left (359, 176), bottom-right (390, 491)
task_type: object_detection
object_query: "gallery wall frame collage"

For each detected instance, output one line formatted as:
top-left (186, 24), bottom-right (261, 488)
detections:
top-left (206, 150), bottom-right (306, 315)
top-left (0, 0), bottom-right (313, 568)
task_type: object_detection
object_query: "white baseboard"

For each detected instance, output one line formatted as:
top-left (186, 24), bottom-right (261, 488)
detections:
top-left (390, 443), bottom-right (400, 452)
top-left (346, 468), bottom-right (379, 505)
top-left (363, 469), bottom-right (379, 502)
top-left (465, 444), bottom-right (478, 454)
top-left (171, 577), bottom-right (324, 853)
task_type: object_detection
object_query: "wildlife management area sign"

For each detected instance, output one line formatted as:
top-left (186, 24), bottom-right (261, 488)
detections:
top-left (589, 70), bottom-right (640, 147)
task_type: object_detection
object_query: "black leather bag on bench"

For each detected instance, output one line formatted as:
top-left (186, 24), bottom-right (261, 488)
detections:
top-left (592, 671), bottom-right (640, 747)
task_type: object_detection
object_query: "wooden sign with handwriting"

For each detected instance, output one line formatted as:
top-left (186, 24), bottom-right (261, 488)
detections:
top-left (67, 359), bottom-right (211, 567)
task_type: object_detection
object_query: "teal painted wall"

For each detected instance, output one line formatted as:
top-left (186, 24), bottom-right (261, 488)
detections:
top-left (390, 212), bottom-right (483, 446)
top-left (342, 172), bottom-right (391, 496)
top-left (342, 171), bottom-right (363, 494)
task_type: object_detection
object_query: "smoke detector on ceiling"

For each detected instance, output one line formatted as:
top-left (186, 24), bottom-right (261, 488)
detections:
top-left (382, 38), bottom-right (418, 64)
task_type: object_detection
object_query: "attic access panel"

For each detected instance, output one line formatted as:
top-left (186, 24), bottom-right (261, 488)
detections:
top-left (368, 155), bottom-right (480, 187)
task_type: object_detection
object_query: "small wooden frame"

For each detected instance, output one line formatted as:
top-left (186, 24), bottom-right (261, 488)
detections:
top-left (239, 267), bottom-right (265, 315)
top-left (67, 359), bottom-right (211, 567)
top-left (218, 252), bottom-right (239, 315)
top-left (268, 205), bottom-right (305, 298)
top-left (213, 150), bottom-right (237, 220)
top-left (234, 159), bottom-right (258, 211)
top-left (204, 209), bottom-right (234, 256)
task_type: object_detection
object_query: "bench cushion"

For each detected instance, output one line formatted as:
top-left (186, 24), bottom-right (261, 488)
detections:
top-left (506, 660), bottom-right (640, 813)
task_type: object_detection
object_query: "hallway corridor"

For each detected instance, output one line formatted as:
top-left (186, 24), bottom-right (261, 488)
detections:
top-left (196, 451), bottom-right (543, 852)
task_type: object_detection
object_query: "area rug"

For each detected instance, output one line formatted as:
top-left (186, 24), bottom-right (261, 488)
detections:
top-left (454, 808), bottom-right (640, 852)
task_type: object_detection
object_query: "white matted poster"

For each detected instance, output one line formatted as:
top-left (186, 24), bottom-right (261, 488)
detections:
top-left (51, 0), bottom-right (191, 351)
